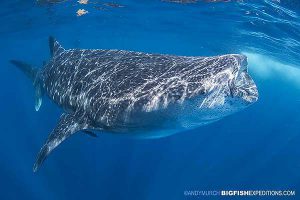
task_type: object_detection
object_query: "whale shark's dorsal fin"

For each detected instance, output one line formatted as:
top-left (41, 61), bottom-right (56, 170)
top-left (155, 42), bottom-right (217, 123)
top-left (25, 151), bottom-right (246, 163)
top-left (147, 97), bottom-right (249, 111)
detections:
top-left (49, 36), bottom-right (65, 57)
top-left (33, 113), bottom-right (88, 172)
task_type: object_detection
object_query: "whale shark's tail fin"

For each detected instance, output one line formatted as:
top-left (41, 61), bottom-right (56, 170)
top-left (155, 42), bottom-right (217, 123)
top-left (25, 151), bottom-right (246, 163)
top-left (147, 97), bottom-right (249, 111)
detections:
top-left (10, 60), bottom-right (44, 111)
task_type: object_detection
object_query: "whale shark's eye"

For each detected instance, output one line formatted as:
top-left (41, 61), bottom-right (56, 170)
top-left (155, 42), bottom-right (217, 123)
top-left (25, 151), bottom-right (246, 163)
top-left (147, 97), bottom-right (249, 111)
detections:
top-left (74, 60), bottom-right (80, 65)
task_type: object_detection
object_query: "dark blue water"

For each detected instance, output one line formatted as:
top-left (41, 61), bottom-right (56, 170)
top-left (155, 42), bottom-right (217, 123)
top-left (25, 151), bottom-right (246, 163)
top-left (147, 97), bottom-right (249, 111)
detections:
top-left (1, 0), bottom-right (300, 199)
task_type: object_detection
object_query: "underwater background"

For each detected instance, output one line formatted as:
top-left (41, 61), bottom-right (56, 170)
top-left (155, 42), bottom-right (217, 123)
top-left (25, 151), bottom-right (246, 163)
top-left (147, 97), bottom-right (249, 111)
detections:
top-left (1, 0), bottom-right (300, 199)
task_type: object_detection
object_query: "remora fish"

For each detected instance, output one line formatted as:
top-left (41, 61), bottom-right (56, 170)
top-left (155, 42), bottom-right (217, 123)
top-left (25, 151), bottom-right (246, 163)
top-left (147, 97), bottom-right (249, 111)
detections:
top-left (11, 37), bottom-right (258, 172)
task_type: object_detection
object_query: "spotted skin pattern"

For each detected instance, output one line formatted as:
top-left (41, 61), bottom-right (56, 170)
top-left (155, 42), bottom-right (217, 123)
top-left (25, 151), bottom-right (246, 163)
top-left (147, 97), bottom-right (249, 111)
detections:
top-left (32, 38), bottom-right (258, 171)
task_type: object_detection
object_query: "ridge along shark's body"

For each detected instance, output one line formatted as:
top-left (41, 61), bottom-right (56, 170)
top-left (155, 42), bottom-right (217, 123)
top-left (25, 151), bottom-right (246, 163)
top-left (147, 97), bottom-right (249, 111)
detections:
top-left (11, 37), bottom-right (258, 172)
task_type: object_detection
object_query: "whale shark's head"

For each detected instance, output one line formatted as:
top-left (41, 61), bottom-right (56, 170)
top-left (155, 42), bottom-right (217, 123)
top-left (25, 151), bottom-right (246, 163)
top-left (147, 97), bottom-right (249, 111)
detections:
top-left (119, 54), bottom-right (258, 133)
top-left (228, 55), bottom-right (258, 104)
top-left (180, 54), bottom-right (258, 128)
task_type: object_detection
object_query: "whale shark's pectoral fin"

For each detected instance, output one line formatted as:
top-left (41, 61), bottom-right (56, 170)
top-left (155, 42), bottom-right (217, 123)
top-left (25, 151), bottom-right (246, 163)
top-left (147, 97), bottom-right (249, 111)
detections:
top-left (33, 113), bottom-right (86, 172)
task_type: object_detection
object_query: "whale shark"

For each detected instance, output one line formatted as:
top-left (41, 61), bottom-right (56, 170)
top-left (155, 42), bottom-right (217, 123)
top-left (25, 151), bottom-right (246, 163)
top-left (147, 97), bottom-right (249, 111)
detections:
top-left (11, 37), bottom-right (258, 172)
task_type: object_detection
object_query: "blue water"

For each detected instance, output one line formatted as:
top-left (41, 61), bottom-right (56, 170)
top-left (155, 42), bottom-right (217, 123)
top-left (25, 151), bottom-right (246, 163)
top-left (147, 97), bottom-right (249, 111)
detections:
top-left (1, 0), bottom-right (300, 199)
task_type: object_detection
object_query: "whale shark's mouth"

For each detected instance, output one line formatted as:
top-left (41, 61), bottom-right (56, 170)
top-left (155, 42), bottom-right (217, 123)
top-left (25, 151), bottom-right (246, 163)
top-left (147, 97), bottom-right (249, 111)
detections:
top-left (230, 56), bottom-right (259, 103)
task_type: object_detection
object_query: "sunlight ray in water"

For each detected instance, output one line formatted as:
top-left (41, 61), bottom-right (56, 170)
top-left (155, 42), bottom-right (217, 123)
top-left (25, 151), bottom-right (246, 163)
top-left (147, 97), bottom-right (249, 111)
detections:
top-left (245, 52), bottom-right (300, 88)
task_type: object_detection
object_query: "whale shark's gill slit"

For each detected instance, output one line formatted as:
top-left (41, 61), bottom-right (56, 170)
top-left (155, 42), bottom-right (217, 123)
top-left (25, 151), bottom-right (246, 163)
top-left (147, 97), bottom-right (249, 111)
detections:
top-left (33, 113), bottom-right (87, 172)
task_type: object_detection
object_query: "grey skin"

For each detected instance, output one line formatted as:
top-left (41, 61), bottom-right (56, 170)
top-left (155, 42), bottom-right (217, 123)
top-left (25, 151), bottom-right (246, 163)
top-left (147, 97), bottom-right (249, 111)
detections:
top-left (11, 37), bottom-right (258, 172)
